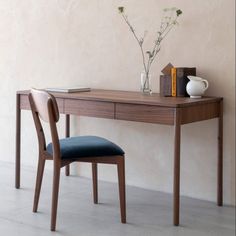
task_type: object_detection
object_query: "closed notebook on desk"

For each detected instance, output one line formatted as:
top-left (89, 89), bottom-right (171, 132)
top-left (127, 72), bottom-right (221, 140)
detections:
top-left (45, 87), bottom-right (91, 93)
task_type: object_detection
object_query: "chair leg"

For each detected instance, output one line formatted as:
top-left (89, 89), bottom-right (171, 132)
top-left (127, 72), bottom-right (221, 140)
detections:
top-left (117, 157), bottom-right (126, 223)
top-left (33, 156), bottom-right (45, 212)
top-left (92, 163), bottom-right (98, 204)
top-left (51, 166), bottom-right (61, 231)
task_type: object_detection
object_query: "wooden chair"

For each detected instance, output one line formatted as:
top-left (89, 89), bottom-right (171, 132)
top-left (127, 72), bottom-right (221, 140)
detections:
top-left (28, 88), bottom-right (126, 231)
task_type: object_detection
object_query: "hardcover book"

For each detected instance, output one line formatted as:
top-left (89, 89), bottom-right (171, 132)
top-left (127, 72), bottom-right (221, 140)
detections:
top-left (160, 66), bottom-right (196, 97)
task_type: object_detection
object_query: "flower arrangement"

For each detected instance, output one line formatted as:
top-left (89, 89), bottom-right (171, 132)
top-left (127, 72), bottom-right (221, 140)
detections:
top-left (118, 6), bottom-right (182, 93)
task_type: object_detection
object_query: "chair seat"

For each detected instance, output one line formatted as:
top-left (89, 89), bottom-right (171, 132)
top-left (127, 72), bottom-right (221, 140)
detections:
top-left (47, 136), bottom-right (124, 159)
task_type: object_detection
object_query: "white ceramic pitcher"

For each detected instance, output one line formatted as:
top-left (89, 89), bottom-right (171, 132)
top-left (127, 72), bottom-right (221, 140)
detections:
top-left (186, 76), bottom-right (209, 98)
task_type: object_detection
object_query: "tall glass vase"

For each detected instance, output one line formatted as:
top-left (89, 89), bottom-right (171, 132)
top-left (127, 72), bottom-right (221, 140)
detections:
top-left (141, 72), bottom-right (152, 94)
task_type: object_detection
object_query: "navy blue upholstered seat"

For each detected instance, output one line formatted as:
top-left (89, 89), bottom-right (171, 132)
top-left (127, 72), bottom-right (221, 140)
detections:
top-left (47, 136), bottom-right (124, 159)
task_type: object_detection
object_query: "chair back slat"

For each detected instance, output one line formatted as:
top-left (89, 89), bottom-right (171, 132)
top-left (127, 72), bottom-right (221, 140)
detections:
top-left (30, 89), bottom-right (59, 123)
top-left (29, 89), bottom-right (60, 159)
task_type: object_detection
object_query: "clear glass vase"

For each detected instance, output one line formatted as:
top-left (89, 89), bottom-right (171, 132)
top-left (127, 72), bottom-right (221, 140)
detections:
top-left (141, 72), bottom-right (152, 94)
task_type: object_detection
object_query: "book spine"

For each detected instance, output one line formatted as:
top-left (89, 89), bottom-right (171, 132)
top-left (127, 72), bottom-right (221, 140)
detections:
top-left (171, 68), bottom-right (177, 97)
top-left (176, 69), bottom-right (185, 97)
top-left (160, 75), bottom-right (172, 96)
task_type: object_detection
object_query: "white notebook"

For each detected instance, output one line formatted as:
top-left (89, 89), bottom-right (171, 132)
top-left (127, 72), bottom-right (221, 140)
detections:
top-left (45, 87), bottom-right (91, 93)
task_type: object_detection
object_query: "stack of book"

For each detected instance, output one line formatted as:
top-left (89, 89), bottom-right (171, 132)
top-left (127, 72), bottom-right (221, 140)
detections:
top-left (160, 63), bottom-right (196, 97)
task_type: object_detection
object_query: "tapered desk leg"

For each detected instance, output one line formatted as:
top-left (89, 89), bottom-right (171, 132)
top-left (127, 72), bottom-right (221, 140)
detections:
top-left (65, 114), bottom-right (70, 176)
top-left (217, 100), bottom-right (223, 206)
top-left (15, 94), bottom-right (21, 189)
top-left (173, 108), bottom-right (181, 226)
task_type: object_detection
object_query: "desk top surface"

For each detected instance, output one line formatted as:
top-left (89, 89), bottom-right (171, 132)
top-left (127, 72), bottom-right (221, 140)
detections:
top-left (18, 89), bottom-right (222, 108)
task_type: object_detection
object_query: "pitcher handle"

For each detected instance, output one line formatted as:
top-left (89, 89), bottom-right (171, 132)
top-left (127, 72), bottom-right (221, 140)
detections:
top-left (202, 79), bottom-right (209, 91)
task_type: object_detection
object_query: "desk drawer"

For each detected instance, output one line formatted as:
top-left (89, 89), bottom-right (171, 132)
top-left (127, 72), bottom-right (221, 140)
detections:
top-left (20, 94), bottom-right (64, 113)
top-left (181, 102), bottom-right (220, 124)
top-left (64, 99), bottom-right (115, 119)
top-left (115, 103), bottom-right (174, 125)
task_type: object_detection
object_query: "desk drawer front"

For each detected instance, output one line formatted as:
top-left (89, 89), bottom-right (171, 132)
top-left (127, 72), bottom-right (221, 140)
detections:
top-left (115, 103), bottom-right (174, 125)
top-left (181, 102), bottom-right (220, 124)
top-left (64, 99), bottom-right (114, 119)
top-left (20, 94), bottom-right (64, 112)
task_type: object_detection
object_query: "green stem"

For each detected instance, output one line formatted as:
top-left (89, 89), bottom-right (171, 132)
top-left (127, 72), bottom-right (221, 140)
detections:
top-left (121, 14), bottom-right (148, 74)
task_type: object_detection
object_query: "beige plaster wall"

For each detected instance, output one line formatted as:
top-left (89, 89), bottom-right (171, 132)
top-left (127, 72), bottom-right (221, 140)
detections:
top-left (0, 0), bottom-right (235, 205)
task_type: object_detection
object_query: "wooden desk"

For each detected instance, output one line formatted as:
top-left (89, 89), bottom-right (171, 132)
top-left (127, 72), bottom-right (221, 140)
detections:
top-left (15, 89), bottom-right (223, 226)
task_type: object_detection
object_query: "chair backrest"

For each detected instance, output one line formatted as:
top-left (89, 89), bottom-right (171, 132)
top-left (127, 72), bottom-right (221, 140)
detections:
top-left (29, 88), bottom-right (60, 159)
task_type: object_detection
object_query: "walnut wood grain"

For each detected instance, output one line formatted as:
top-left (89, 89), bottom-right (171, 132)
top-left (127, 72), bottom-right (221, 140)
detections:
top-left (19, 94), bottom-right (31, 109)
top-left (19, 91), bottom-right (222, 125)
top-left (217, 100), bottom-right (223, 206)
top-left (29, 89), bottom-right (126, 231)
top-left (181, 102), bottom-right (220, 124)
top-left (173, 108), bottom-right (181, 226)
top-left (18, 89), bottom-right (222, 108)
top-left (16, 89), bottom-right (224, 227)
top-left (115, 103), bottom-right (174, 125)
top-left (20, 94), bottom-right (64, 113)
top-left (15, 94), bottom-right (21, 188)
top-left (64, 99), bottom-right (115, 119)
top-left (65, 115), bottom-right (70, 176)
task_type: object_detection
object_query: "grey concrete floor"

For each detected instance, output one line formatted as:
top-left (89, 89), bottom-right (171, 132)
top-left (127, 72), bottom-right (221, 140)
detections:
top-left (0, 162), bottom-right (235, 236)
